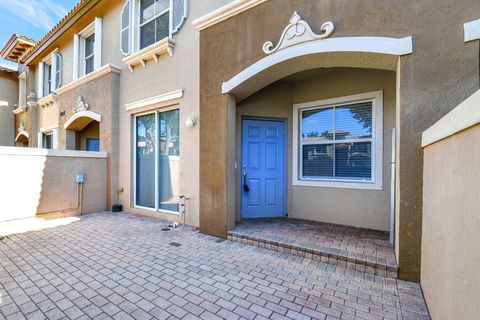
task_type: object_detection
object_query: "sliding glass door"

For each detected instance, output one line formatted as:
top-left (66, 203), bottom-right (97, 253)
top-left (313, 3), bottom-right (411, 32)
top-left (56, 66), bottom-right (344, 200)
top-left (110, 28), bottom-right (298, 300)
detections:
top-left (135, 109), bottom-right (180, 213)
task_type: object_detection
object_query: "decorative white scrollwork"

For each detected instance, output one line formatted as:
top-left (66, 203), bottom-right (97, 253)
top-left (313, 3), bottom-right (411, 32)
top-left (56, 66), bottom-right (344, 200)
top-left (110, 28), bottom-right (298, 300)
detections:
top-left (263, 11), bottom-right (334, 55)
top-left (73, 97), bottom-right (89, 113)
top-left (18, 121), bottom-right (25, 133)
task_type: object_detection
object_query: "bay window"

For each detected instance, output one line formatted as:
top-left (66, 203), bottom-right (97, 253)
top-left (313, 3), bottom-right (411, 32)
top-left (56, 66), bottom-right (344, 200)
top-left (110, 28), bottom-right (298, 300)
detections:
top-left (293, 91), bottom-right (383, 190)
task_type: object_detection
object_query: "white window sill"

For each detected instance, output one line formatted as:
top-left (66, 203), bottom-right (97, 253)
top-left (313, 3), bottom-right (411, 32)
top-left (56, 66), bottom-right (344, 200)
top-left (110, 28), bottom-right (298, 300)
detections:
top-left (123, 38), bottom-right (175, 72)
top-left (12, 106), bottom-right (27, 115)
top-left (37, 94), bottom-right (57, 108)
top-left (293, 178), bottom-right (383, 190)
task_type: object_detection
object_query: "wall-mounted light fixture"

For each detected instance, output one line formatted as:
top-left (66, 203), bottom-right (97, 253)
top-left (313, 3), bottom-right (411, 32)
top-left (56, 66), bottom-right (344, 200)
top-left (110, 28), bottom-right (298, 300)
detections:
top-left (185, 116), bottom-right (196, 128)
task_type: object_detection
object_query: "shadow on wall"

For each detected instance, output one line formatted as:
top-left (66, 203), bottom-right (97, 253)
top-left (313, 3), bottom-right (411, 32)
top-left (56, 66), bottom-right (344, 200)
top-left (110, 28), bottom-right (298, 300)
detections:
top-left (0, 147), bottom-right (108, 222)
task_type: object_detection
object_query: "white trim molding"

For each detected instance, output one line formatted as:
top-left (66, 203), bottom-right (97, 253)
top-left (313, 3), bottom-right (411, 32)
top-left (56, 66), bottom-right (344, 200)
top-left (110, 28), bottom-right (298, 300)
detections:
top-left (12, 106), bottom-right (27, 115)
top-left (64, 110), bottom-right (102, 130)
top-left (125, 89), bottom-right (184, 111)
top-left (422, 89), bottom-right (480, 147)
top-left (123, 38), bottom-right (175, 72)
top-left (56, 64), bottom-right (121, 95)
top-left (292, 91), bottom-right (384, 190)
top-left (0, 146), bottom-right (107, 159)
top-left (193, 0), bottom-right (269, 30)
top-left (222, 36), bottom-right (413, 94)
top-left (464, 18), bottom-right (480, 42)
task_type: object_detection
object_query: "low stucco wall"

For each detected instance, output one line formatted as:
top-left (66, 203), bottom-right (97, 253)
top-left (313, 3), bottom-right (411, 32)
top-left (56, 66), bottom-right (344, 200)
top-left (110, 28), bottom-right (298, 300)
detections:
top-left (0, 147), bottom-right (107, 222)
top-left (421, 91), bottom-right (480, 319)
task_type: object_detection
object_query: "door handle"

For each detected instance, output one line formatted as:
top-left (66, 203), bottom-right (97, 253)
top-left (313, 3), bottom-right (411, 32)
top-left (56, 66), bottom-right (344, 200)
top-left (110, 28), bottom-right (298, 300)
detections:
top-left (243, 171), bottom-right (250, 192)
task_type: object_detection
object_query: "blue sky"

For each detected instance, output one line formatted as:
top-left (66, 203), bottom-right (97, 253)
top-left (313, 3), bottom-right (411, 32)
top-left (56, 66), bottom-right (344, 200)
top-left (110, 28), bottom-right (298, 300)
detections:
top-left (0, 0), bottom-right (78, 68)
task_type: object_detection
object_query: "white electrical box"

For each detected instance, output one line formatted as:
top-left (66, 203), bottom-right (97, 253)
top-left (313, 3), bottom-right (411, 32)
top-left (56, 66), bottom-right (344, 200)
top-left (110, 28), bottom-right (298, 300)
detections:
top-left (75, 173), bottom-right (85, 183)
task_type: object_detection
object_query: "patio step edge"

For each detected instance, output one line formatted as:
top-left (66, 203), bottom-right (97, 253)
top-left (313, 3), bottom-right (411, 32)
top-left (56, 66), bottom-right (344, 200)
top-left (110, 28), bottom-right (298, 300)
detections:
top-left (227, 231), bottom-right (398, 279)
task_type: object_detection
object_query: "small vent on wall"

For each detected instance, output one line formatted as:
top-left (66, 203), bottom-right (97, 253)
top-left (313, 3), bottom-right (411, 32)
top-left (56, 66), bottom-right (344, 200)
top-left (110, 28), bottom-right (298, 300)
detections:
top-left (60, 111), bottom-right (66, 117)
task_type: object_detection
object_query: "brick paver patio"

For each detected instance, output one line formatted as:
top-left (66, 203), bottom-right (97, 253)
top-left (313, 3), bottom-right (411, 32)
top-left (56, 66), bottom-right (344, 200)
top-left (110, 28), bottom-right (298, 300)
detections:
top-left (0, 213), bottom-right (429, 320)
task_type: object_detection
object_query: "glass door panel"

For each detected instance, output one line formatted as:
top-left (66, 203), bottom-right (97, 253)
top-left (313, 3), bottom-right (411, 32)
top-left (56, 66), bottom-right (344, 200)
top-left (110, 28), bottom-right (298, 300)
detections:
top-left (158, 109), bottom-right (180, 212)
top-left (136, 114), bottom-right (156, 208)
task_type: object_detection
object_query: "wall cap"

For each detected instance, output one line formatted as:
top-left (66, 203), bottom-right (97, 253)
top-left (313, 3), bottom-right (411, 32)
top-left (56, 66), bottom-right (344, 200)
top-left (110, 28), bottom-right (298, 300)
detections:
top-left (0, 146), bottom-right (107, 158)
top-left (56, 64), bottom-right (121, 96)
top-left (422, 89), bottom-right (480, 147)
top-left (193, 0), bottom-right (269, 31)
top-left (464, 18), bottom-right (480, 42)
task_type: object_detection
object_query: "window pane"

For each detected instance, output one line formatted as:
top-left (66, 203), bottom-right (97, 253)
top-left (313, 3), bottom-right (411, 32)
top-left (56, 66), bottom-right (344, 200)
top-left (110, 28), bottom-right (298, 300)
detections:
top-left (158, 109), bottom-right (179, 212)
top-left (155, 13), bottom-right (169, 42)
top-left (121, 2), bottom-right (130, 29)
top-left (301, 108), bottom-right (333, 143)
top-left (155, 0), bottom-right (169, 14)
top-left (335, 102), bottom-right (372, 140)
top-left (302, 144), bottom-right (333, 178)
top-left (136, 114), bottom-right (156, 208)
top-left (140, 0), bottom-right (155, 23)
top-left (85, 34), bottom-right (95, 56)
top-left (121, 29), bottom-right (129, 53)
top-left (140, 19), bottom-right (155, 49)
top-left (85, 57), bottom-right (94, 74)
top-left (335, 142), bottom-right (372, 179)
top-left (44, 134), bottom-right (52, 149)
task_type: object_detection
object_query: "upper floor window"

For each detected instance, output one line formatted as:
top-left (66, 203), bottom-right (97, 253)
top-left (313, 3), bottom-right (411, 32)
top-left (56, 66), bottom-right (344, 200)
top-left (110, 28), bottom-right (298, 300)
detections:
top-left (120, 0), bottom-right (188, 56)
top-left (84, 33), bottom-right (95, 75)
top-left (18, 72), bottom-right (26, 107)
top-left (140, 0), bottom-right (169, 49)
top-left (37, 51), bottom-right (62, 99)
top-left (73, 17), bottom-right (102, 80)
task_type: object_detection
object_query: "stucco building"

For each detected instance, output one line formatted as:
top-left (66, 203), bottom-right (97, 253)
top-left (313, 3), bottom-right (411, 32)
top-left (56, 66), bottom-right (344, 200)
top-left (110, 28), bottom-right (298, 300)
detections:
top-left (1, 0), bottom-right (480, 317)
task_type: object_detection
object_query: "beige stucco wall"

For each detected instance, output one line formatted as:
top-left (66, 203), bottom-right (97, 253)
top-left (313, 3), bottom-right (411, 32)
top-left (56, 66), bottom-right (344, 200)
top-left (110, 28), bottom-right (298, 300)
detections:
top-left (421, 123), bottom-right (480, 320)
top-left (117, 0), bottom-right (230, 226)
top-left (57, 71), bottom-right (120, 208)
top-left (0, 147), bottom-right (107, 222)
top-left (235, 68), bottom-right (395, 231)
top-left (0, 72), bottom-right (18, 146)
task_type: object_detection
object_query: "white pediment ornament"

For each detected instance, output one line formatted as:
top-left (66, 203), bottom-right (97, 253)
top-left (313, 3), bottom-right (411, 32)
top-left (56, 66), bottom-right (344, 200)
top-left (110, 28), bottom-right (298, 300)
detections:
top-left (263, 12), bottom-right (334, 55)
top-left (73, 97), bottom-right (89, 113)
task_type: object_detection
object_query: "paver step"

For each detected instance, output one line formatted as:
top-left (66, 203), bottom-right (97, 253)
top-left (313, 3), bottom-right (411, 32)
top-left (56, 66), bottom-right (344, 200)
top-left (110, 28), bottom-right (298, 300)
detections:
top-left (228, 226), bottom-right (398, 279)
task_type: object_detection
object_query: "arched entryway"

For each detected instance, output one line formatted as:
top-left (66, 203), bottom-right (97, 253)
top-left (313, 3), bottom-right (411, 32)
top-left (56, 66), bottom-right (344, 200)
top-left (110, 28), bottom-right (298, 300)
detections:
top-left (15, 131), bottom-right (29, 147)
top-left (198, 12), bottom-right (413, 252)
top-left (64, 110), bottom-right (102, 151)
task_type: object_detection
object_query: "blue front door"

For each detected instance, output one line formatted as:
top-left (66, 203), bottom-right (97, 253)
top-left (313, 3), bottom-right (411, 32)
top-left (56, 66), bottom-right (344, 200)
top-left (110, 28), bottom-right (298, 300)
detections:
top-left (241, 119), bottom-right (286, 218)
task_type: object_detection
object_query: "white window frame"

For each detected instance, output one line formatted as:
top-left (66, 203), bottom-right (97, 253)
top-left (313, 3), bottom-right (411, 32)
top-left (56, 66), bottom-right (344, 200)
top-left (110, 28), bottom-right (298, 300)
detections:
top-left (133, 106), bottom-right (180, 215)
top-left (136, 0), bottom-right (171, 52)
top-left (18, 72), bottom-right (26, 108)
top-left (74, 17), bottom-right (102, 79)
top-left (78, 22), bottom-right (95, 77)
top-left (292, 91), bottom-right (383, 190)
top-left (39, 126), bottom-right (59, 149)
